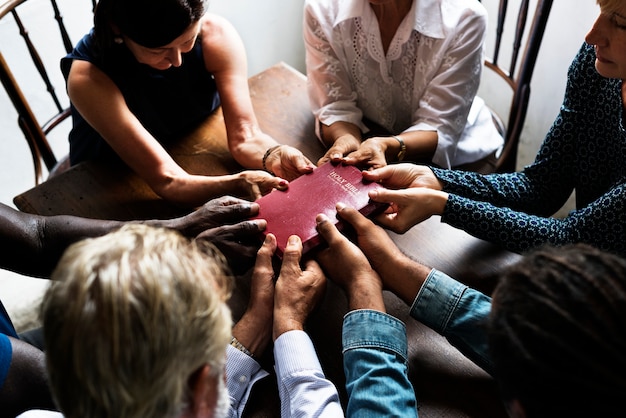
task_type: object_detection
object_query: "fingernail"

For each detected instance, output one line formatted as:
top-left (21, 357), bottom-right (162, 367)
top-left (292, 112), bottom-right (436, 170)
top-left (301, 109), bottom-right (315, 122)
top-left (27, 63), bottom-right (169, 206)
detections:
top-left (288, 236), bottom-right (299, 245)
top-left (336, 202), bottom-right (346, 211)
top-left (279, 180), bottom-right (288, 187)
top-left (316, 213), bottom-right (328, 224)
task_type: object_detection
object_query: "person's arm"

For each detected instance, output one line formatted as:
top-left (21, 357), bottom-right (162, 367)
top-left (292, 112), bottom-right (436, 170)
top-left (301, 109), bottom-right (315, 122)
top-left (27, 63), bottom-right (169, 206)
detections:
top-left (303, 3), bottom-right (367, 165)
top-left (315, 212), bottom-right (418, 417)
top-left (400, 10), bottom-right (487, 168)
top-left (202, 14), bottom-right (314, 181)
top-left (272, 235), bottom-right (344, 418)
top-left (225, 233), bottom-right (276, 417)
top-left (66, 54), bottom-right (283, 207)
top-left (328, 204), bottom-right (494, 374)
top-left (0, 197), bottom-right (265, 278)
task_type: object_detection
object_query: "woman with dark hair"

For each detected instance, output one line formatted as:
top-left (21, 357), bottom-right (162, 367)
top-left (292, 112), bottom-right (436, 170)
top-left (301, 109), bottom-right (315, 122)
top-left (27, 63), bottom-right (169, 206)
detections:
top-left (62, 0), bottom-right (315, 208)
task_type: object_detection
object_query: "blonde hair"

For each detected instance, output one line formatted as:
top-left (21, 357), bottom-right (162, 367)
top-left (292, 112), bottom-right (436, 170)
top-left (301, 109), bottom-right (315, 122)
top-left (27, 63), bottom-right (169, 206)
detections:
top-left (598, 0), bottom-right (623, 15)
top-left (43, 224), bottom-right (233, 418)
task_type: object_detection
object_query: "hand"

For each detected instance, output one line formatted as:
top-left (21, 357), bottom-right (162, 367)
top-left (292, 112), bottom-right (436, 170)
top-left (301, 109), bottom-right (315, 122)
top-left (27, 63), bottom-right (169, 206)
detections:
top-left (231, 234), bottom-right (277, 357)
top-left (361, 163), bottom-right (443, 190)
top-left (342, 136), bottom-right (389, 169)
top-left (196, 217), bottom-right (267, 275)
top-left (329, 203), bottom-right (432, 306)
top-left (315, 212), bottom-right (385, 311)
top-left (273, 235), bottom-right (326, 341)
top-left (237, 170), bottom-right (288, 200)
top-left (368, 187), bottom-right (449, 233)
top-left (317, 135), bottom-right (360, 166)
top-left (265, 145), bottom-right (315, 181)
top-left (169, 195), bottom-right (262, 237)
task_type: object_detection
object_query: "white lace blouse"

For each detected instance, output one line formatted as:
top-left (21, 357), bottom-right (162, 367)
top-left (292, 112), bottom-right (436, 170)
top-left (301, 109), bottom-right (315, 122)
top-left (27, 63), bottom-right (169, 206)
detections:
top-left (304, 0), bottom-right (503, 168)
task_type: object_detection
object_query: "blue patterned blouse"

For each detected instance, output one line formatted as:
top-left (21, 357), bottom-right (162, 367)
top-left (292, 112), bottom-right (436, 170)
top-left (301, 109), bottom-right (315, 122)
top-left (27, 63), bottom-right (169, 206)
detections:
top-left (432, 43), bottom-right (626, 257)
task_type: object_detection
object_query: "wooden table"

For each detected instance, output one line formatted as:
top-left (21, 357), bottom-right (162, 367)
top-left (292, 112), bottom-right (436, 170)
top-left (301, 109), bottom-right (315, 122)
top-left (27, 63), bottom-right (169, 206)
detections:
top-left (14, 62), bottom-right (520, 417)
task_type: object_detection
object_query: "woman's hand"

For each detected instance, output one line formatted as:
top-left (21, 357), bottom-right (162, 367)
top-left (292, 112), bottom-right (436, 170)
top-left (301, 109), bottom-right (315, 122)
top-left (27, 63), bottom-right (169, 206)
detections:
top-left (368, 187), bottom-right (448, 233)
top-left (235, 170), bottom-right (288, 200)
top-left (317, 135), bottom-right (361, 166)
top-left (264, 145), bottom-right (315, 181)
top-left (362, 163), bottom-right (443, 190)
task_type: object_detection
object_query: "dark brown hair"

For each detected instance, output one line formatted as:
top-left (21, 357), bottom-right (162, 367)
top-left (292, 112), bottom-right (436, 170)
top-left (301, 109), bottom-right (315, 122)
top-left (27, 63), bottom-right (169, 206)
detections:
top-left (489, 244), bottom-right (626, 417)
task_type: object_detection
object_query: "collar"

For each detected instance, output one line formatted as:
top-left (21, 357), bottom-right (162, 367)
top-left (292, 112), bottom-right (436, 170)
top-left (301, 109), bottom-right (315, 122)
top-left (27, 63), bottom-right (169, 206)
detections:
top-left (335, 0), bottom-right (445, 39)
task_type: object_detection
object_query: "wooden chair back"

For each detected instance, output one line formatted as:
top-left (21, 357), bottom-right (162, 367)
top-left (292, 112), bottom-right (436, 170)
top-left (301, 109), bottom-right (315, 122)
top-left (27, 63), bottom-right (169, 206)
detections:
top-left (471, 0), bottom-right (554, 173)
top-left (0, 0), bottom-right (95, 183)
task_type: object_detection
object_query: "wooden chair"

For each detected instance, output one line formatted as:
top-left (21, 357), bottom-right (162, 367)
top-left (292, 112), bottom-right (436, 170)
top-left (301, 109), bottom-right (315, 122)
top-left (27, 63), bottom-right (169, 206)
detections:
top-left (0, 0), bottom-right (95, 184)
top-left (464, 0), bottom-right (554, 173)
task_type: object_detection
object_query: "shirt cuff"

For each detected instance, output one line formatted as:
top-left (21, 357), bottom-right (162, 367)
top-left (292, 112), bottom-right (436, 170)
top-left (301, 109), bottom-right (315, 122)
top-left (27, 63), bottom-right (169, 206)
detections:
top-left (410, 269), bottom-right (468, 334)
top-left (226, 345), bottom-right (268, 416)
top-left (342, 309), bottom-right (407, 360)
top-left (274, 330), bottom-right (323, 378)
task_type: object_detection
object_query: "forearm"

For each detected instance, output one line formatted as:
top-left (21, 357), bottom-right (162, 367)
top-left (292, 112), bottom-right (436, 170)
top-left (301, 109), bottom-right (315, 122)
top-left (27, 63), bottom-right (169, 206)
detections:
top-left (370, 247), bottom-right (431, 306)
top-left (1, 207), bottom-right (125, 278)
top-left (232, 307), bottom-right (273, 359)
top-left (226, 121), bottom-right (279, 170)
top-left (153, 172), bottom-right (249, 208)
top-left (410, 269), bottom-right (493, 374)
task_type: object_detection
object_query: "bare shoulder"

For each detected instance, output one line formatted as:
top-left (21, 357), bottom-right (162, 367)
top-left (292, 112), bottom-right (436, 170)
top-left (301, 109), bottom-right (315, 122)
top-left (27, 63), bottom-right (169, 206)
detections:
top-left (200, 13), bottom-right (239, 45)
top-left (199, 13), bottom-right (245, 72)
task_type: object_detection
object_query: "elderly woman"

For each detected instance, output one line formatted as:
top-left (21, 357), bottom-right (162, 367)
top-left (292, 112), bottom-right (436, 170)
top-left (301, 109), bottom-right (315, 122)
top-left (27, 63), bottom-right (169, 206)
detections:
top-left (361, 0), bottom-right (626, 258)
top-left (304, 0), bottom-right (503, 169)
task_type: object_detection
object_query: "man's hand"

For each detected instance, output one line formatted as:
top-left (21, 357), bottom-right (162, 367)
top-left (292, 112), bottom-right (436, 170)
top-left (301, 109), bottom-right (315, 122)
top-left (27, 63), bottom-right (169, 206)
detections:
top-left (166, 195), bottom-right (262, 237)
top-left (315, 212), bottom-right (385, 311)
top-left (231, 234), bottom-right (277, 358)
top-left (273, 235), bottom-right (326, 341)
top-left (328, 204), bottom-right (432, 306)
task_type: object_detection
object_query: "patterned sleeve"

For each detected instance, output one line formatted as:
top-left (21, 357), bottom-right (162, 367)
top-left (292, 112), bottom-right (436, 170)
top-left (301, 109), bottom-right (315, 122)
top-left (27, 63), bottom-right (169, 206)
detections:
top-left (442, 185), bottom-right (626, 255)
top-left (429, 43), bottom-right (626, 256)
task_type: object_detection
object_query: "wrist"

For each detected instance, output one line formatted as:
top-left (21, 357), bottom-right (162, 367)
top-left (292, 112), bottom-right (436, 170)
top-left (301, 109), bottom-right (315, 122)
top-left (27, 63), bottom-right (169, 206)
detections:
top-left (427, 189), bottom-right (449, 215)
top-left (262, 145), bottom-right (282, 175)
top-left (347, 276), bottom-right (385, 312)
top-left (233, 310), bottom-right (272, 356)
top-left (391, 135), bottom-right (406, 161)
top-left (273, 314), bottom-right (305, 342)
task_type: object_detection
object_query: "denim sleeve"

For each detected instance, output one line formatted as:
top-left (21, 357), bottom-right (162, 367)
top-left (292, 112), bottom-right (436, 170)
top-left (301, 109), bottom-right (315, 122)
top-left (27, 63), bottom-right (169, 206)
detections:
top-left (410, 269), bottom-right (493, 375)
top-left (342, 310), bottom-right (418, 418)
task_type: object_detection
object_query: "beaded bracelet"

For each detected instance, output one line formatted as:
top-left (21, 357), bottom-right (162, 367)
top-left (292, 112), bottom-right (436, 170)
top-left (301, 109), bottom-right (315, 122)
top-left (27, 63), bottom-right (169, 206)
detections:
top-left (230, 336), bottom-right (254, 358)
top-left (392, 135), bottom-right (406, 161)
top-left (262, 145), bottom-right (282, 175)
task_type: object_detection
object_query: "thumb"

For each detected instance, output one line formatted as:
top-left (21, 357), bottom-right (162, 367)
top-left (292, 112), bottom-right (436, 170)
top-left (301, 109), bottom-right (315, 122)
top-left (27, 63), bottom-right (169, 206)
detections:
top-left (315, 213), bottom-right (341, 244)
top-left (362, 165), bottom-right (392, 184)
top-left (368, 188), bottom-right (403, 204)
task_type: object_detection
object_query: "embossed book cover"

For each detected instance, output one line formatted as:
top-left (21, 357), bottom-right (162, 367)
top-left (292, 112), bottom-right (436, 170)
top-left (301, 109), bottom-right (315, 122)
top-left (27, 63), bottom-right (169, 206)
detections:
top-left (253, 162), bottom-right (388, 258)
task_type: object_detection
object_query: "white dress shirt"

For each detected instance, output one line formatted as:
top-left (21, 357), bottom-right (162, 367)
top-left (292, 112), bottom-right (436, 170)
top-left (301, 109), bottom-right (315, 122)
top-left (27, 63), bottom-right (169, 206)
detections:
top-left (17, 331), bottom-right (342, 418)
top-left (304, 0), bottom-right (503, 167)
